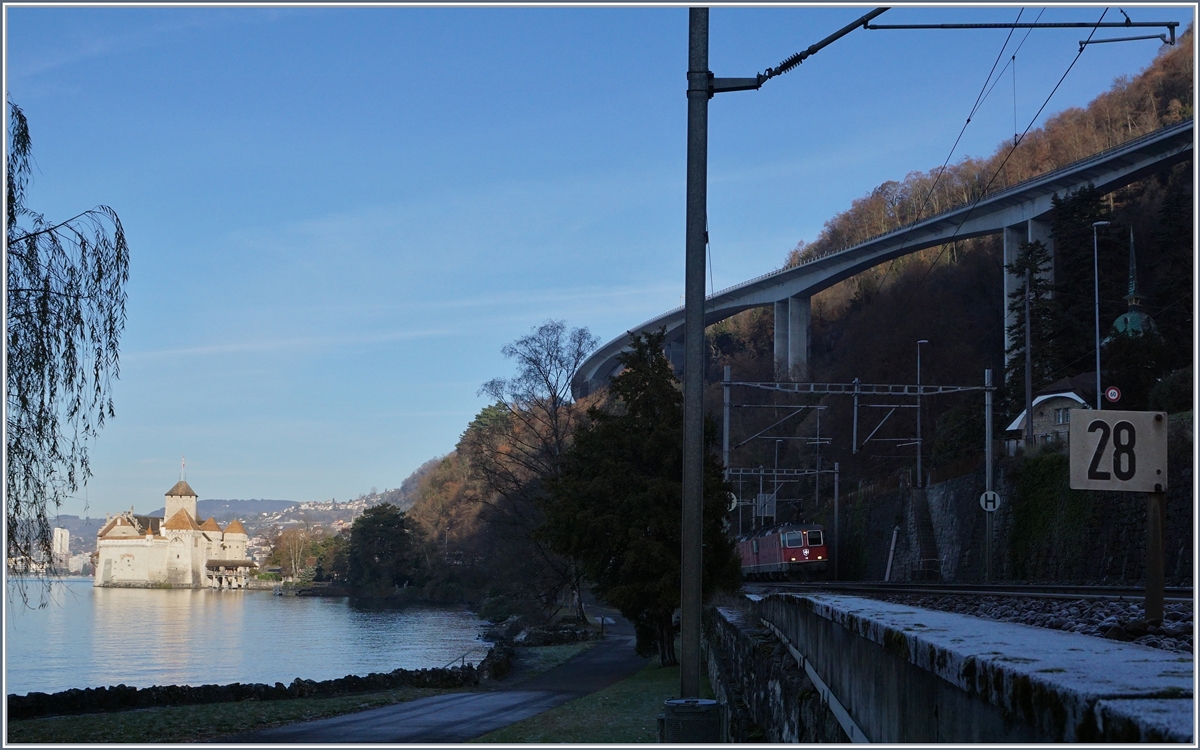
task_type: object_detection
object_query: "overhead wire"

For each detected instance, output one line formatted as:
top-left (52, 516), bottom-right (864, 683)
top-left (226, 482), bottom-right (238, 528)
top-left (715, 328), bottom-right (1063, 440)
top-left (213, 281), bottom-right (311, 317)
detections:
top-left (976, 12), bottom-right (1046, 121)
top-left (894, 7), bottom-right (1110, 316)
top-left (736, 10), bottom-right (1139, 495)
top-left (808, 13), bottom-right (1110, 484)
top-left (872, 8), bottom-right (1034, 293)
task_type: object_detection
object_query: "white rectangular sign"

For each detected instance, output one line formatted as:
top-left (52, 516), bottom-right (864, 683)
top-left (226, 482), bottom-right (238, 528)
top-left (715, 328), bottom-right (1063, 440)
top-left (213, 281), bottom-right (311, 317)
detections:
top-left (1069, 410), bottom-right (1168, 492)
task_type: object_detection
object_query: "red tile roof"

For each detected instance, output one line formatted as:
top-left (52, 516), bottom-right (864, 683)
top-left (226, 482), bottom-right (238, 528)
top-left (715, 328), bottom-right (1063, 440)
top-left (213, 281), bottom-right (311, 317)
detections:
top-left (199, 517), bottom-right (222, 532)
top-left (163, 508), bottom-right (201, 531)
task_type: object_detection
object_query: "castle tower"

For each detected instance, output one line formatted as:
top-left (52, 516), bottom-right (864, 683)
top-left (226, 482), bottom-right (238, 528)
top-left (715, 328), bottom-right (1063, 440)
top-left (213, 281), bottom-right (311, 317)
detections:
top-left (164, 480), bottom-right (198, 524)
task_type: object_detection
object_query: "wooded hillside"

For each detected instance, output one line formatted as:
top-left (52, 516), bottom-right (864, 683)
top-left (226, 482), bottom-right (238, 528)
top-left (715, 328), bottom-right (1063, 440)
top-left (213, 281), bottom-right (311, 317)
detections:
top-left (706, 29), bottom-right (1193, 503)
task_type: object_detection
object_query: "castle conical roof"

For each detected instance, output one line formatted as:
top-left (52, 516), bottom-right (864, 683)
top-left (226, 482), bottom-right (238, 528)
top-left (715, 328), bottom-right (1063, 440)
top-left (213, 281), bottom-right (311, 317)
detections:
top-left (165, 480), bottom-right (197, 498)
top-left (222, 519), bottom-right (247, 535)
top-left (200, 517), bottom-right (222, 532)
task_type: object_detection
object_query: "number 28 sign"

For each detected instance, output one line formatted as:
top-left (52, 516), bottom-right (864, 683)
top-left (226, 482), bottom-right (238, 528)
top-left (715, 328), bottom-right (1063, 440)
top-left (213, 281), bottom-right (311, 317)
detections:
top-left (1069, 410), bottom-right (1168, 492)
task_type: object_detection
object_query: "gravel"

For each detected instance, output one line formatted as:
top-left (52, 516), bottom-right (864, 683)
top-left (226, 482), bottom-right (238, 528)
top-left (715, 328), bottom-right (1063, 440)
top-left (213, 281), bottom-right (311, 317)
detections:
top-left (870, 594), bottom-right (1194, 653)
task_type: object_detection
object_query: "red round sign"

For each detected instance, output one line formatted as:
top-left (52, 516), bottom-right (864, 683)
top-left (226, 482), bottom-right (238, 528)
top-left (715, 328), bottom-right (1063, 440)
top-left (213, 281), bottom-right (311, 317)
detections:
top-left (1104, 386), bottom-right (1121, 403)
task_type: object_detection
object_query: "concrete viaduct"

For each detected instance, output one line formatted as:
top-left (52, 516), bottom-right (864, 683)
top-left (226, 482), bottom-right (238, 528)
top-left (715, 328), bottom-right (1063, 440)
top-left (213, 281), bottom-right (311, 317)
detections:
top-left (572, 119), bottom-right (1192, 399)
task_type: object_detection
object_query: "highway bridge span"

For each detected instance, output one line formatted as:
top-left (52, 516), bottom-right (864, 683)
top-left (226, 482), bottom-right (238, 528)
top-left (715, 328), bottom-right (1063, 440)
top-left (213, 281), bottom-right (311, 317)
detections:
top-left (573, 119), bottom-right (1192, 398)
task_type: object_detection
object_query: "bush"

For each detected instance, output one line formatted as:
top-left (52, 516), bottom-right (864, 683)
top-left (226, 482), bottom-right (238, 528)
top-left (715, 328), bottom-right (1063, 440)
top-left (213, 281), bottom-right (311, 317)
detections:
top-left (1149, 367), bottom-right (1193, 414)
top-left (478, 595), bottom-right (522, 623)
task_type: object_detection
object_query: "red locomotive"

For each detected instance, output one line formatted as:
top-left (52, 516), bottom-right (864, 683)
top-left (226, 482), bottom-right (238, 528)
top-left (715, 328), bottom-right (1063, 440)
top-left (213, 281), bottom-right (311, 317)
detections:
top-left (736, 522), bottom-right (829, 580)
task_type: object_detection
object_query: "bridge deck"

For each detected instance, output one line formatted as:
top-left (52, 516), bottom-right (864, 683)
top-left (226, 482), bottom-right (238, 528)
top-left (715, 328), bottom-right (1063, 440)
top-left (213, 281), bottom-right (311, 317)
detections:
top-left (574, 120), bottom-right (1193, 396)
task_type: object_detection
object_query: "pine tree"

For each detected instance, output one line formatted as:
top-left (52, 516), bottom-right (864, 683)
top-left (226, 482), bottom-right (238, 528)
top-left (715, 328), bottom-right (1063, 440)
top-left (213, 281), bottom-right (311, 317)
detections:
top-left (1003, 240), bottom-right (1056, 415)
top-left (543, 330), bottom-right (741, 665)
top-left (1045, 186), bottom-right (1121, 379)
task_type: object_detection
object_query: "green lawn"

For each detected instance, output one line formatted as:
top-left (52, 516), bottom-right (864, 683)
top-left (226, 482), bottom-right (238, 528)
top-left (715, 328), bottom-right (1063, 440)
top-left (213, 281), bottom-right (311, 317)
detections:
top-left (473, 659), bottom-right (715, 744)
top-left (6, 641), bottom-right (597, 744)
top-left (6, 686), bottom-right (462, 744)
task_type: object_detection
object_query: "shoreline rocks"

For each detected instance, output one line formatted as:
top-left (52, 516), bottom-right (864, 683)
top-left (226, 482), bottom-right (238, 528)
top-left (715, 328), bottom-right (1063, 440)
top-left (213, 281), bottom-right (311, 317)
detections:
top-left (8, 642), bottom-right (514, 722)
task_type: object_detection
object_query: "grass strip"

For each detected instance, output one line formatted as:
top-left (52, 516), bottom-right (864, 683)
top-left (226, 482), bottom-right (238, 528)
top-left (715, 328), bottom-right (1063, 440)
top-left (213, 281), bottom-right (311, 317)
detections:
top-left (7, 641), bottom-right (596, 744)
top-left (5, 686), bottom-right (461, 744)
top-left (472, 660), bottom-right (715, 744)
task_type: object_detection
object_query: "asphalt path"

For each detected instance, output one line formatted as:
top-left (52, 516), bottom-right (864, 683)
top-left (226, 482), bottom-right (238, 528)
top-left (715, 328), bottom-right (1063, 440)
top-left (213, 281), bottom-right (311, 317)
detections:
top-left (217, 611), bottom-right (647, 744)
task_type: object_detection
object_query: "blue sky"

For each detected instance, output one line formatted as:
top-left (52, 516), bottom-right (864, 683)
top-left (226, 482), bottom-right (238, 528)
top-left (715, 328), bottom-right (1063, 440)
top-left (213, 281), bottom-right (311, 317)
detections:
top-left (5, 4), bottom-right (1193, 518)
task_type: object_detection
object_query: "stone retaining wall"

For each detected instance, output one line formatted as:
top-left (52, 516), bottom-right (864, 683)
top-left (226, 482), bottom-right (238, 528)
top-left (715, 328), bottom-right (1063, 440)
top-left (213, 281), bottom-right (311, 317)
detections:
top-left (703, 606), bottom-right (845, 743)
top-left (753, 592), bottom-right (1193, 742)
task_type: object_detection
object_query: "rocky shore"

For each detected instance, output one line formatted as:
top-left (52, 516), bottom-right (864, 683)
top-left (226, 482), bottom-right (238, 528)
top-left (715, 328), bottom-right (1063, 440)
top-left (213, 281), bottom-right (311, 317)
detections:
top-left (482, 615), bottom-right (599, 646)
top-left (7, 641), bottom-right (515, 722)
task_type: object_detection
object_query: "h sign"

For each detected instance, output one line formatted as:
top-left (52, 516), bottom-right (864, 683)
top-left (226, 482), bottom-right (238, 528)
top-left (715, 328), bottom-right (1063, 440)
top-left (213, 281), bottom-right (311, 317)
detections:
top-left (979, 491), bottom-right (1000, 512)
top-left (1069, 410), bottom-right (1168, 492)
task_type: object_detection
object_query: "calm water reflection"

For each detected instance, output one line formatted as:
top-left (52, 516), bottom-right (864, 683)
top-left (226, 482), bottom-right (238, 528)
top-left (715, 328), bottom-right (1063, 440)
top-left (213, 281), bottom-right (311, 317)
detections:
top-left (5, 580), bottom-right (491, 696)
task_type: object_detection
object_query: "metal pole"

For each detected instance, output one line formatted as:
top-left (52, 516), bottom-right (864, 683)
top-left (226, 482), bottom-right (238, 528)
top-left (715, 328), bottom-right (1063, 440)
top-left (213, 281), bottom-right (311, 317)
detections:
top-left (985, 368), bottom-right (993, 583)
top-left (774, 439), bottom-right (782, 500)
top-left (1024, 265), bottom-right (1034, 449)
top-left (814, 409), bottom-right (821, 509)
top-left (916, 340), bottom-right (928, 486)
top-left (852, 378), bottom-right (860, 454)
top-left (833, 462), bottom-right (840, 581)
top-left (680, 6), bottom-right (708, 700)
top-left (1093, 221), bottom-right (1110, 410)
top-left (723, 365), bottom-right (731, 480)
top-left (758, 468), bottom-right (763, 530)
top-left (1146, 490), bottom-right (1166, 621)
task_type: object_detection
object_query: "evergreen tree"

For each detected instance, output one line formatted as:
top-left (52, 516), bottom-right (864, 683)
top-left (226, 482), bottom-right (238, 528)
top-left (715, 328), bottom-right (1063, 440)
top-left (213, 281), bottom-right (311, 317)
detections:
top-left (1147, 165), bottom-right (1193, 369)
top-left (1102, 330), bottom-right (1169, 410)
top-left (543, 330), bottom-right (741, 665)
top-left (1046, 186), bottom-right (1122, 379)
top-left (1003, 240), bottom-right (1056, 414)
top-left (348, 504), bottom-right (416, 593)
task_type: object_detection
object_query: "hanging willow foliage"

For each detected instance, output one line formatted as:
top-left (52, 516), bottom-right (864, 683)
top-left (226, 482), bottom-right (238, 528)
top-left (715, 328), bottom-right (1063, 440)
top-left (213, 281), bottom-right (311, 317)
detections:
top-left (6, 99), bottom-right (129, 607)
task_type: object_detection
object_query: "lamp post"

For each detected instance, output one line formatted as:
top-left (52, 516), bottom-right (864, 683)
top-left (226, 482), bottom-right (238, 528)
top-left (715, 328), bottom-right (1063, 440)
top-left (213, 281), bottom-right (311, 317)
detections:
top-left (1092, 221), bottom-right (1110, 410)
top-left (916, 339), bottom-right (929, 487)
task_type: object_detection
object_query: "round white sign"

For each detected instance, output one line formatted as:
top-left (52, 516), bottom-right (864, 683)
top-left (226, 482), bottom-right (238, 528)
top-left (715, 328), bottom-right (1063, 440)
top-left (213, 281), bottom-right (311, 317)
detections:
top-left (979, 491), bottom-right (1001, 512)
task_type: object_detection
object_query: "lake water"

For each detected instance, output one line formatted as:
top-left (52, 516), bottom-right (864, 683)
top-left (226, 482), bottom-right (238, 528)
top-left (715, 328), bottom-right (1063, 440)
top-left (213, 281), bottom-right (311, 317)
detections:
top-left (4, 579), bottom-right (493, 696)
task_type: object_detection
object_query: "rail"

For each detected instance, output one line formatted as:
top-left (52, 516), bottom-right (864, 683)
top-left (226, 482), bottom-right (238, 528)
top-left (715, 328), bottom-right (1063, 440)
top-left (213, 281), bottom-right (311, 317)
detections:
top-left (751, 581), bottom-right (1194, 602)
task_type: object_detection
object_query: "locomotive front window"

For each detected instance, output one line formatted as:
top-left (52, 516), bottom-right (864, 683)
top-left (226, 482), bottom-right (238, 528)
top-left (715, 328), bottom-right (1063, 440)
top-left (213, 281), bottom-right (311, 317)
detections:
top-left (806, 530), bottom-right (824, 546)
top-left (783, 532), bottom-right (805, 548)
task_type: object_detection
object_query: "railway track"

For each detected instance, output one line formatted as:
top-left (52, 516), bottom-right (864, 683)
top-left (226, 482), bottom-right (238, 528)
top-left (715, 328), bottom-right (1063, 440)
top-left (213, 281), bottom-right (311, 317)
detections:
top-left (746, 581), bottom-right (1195, 603)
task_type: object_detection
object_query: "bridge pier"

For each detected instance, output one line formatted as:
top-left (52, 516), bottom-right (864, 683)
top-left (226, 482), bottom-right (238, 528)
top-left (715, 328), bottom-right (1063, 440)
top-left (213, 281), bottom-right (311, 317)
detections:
top-left (570, 123), bottom-right (1191, 401)
top-left (1002, 218), bottom-right (1054, 364)
top-left (773, 295), bottom-right (810, 381)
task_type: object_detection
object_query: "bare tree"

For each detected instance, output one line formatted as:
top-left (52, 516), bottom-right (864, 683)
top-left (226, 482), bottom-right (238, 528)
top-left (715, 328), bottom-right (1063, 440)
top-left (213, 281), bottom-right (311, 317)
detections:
top-left (6, 100), bottom-right (129, 607)
top-left (464, 320), bottom-right (599, 621)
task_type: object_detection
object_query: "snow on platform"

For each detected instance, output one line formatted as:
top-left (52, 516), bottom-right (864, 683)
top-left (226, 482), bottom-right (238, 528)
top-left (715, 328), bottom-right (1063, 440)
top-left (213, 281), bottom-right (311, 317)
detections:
top-left (761, 592), bottom-right (1194, 742)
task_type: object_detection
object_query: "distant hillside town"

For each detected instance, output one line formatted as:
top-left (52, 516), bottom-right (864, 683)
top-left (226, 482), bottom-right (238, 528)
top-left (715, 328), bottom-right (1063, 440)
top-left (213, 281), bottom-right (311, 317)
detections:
top-left (22, 482), bottom-right (419, 578)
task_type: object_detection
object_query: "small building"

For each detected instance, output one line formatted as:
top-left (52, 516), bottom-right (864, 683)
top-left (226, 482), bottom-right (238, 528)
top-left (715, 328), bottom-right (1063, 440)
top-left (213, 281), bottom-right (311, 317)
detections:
top-left (95, 480), bottom-right (253, 589)
top-left (1005, 374), bottom-right (1096, 454)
